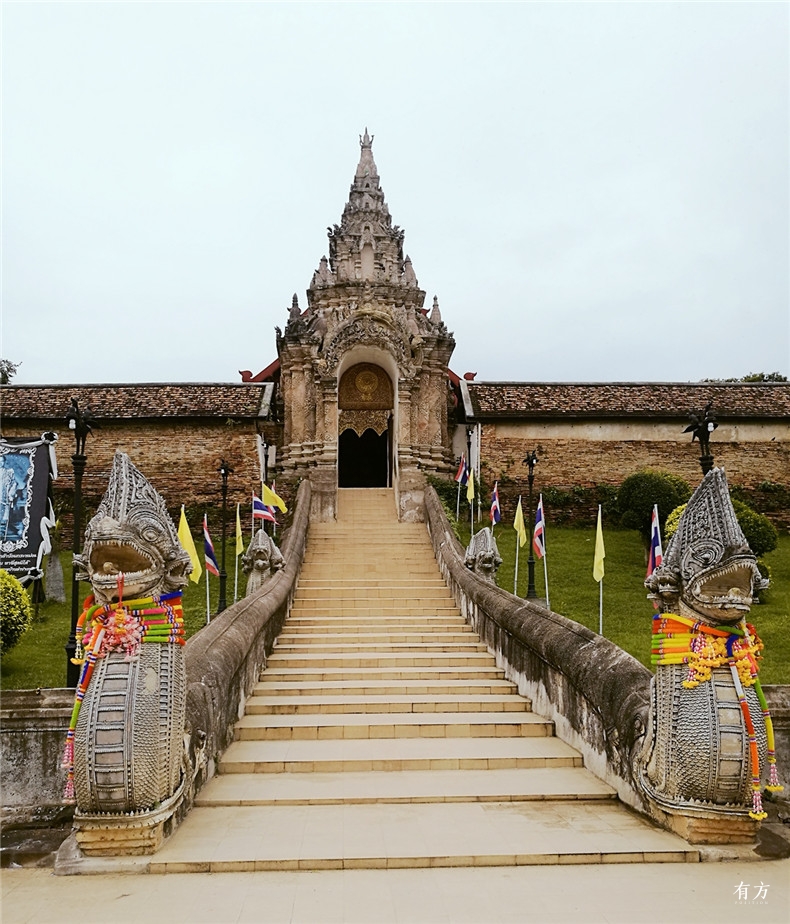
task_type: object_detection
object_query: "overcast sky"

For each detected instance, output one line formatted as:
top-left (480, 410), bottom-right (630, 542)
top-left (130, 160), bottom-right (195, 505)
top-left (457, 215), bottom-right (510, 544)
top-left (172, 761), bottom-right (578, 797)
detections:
top-left (2, 2), bottom-right (788, 386)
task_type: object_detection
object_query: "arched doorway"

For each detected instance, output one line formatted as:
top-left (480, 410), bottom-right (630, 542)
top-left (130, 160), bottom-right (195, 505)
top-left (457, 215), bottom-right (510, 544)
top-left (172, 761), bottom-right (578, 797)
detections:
top-left (337, 363), bottom-right (393, 488)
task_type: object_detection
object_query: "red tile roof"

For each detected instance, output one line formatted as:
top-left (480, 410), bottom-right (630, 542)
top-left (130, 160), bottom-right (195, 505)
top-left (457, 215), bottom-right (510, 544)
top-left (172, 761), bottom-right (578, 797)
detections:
top-left (0, 383), bottom-right (270, 421)
top-left (466, 382), bottom-right (790, 419)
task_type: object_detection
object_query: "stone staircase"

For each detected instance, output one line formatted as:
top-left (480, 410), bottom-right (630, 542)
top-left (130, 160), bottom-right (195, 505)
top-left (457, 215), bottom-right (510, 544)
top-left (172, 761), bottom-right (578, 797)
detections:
top-left (151, 488), bottom-right (697, 871)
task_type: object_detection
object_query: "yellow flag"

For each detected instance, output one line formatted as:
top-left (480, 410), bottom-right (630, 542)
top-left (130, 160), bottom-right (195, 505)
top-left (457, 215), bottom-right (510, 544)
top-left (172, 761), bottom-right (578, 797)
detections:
top-left (262, 482), bottom-right (287, 513)
top-left (235, 503), bottom-right (244, 557)
top-left (466, 468), bottom-right (475, 503)
top-left (513, 497), bottom-right (527, 547)
top-left (178, 506), bottom-right (202, 584)
top-left (593, 506), bottom-right (605, 583)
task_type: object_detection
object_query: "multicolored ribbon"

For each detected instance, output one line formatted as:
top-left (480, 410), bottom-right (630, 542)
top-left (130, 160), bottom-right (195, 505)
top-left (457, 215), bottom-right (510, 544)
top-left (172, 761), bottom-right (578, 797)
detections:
top-left (650, 612), bottom-right (782, 820)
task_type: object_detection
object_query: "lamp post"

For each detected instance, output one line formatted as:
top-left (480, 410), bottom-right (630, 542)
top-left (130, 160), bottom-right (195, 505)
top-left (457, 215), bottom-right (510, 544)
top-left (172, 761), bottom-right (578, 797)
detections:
top-left (523, 450), bottom-right (539, 599)
top-left (217, 460), bottom-right (233, 613)
top-left (64, 399), bottom-right (94, 687)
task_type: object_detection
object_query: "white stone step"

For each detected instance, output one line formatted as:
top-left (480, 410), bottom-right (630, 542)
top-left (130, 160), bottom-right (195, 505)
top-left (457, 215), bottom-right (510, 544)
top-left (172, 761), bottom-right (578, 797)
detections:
top-left (233, 711), bottom-right (551, 741)
top-left (260, 666), bottom-right (507, 682)
top-left (244, 694), bottom-right (530, 715)
top-left (149, 801), bottom-right (699, 872)
top-left (196, 767), bottom-right (616, 806)
top-left (219, 736), bottom-right (581, 773)
top-left (254, 679), bottom-right (518, 696)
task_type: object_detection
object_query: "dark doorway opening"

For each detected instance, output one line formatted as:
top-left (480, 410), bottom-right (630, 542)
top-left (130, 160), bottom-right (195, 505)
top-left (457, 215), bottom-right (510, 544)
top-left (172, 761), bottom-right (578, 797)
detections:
top-left (338, 428), bottom-right (389, 487)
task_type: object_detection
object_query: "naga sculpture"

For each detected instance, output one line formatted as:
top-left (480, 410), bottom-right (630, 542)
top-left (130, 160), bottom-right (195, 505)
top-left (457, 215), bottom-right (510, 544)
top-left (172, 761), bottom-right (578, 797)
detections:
top-left (640, 467), bottom-right (782, 843)
top-left (63, 452), bottom-right (192, 855)
top-left (242, 527), bottom-right (285, 596)
top-left (464, 527), bottom-right (502, 585)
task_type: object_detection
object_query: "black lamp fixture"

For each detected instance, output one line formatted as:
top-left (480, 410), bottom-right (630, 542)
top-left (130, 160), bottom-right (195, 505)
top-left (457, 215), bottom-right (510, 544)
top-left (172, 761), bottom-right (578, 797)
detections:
top-left (683, 402), bottom-right (718, 476)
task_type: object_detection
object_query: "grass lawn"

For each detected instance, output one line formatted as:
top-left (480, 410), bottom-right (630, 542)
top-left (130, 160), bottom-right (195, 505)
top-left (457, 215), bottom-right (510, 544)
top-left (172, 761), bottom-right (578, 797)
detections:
top-left (2, 528), bottom-right (789, 689)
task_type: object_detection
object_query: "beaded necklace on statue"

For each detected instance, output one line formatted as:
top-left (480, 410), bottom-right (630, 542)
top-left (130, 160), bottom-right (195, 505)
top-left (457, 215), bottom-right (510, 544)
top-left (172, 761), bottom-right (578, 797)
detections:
top-left (62, 575), bottom-right (185, 803)
top-left (651, 612), bottom-right (782, 819)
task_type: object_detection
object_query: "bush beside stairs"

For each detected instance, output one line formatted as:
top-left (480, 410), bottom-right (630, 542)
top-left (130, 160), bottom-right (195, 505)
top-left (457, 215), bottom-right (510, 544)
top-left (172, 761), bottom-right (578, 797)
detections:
top-left (152, 488), bottom-right (698, 872)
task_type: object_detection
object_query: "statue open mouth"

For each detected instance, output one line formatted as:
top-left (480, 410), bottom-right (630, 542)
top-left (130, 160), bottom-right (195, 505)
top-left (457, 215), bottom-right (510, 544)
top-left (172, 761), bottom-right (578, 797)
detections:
top-left (691, 558), bottom-right (757, 616)
top-left (87, 539), bottom-right (159, 602)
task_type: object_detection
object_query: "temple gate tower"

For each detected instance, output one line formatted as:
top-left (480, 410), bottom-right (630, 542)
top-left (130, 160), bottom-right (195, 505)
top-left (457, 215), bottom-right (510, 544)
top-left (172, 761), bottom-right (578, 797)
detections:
top-left (277, 131), bottom-right (456, 521)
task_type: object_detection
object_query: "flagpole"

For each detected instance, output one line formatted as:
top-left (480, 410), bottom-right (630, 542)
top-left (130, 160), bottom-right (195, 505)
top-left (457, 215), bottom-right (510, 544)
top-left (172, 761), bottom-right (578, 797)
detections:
top-left (206, 567), bottom-right (211, 626)
top-left (597, 503), bottom-right (603, 634)
top-left (456, 481), bottom-right (461, 520)
top-left (592, 503), bottom-right (606, 635)
top-left (599, 578), bottom-right (603, 636)
top-left (514, 534), bottom-right (520, 596)
top-left (234, 503), bottom-right (239, 604)
top-left (540, 494), bottom-right (550, 610)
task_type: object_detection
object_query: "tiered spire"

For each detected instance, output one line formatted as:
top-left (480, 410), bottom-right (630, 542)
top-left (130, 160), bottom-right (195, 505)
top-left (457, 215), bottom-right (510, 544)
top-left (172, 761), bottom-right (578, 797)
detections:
top-left (308, 131), bottom-right (423, 306)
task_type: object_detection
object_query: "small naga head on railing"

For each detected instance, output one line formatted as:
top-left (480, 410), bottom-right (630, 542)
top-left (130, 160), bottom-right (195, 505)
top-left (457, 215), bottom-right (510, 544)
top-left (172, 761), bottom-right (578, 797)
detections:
top-left (74, 452), bottom-right (193, 605)
top-left (464, 527), bottom-right (502, 585)
top-left (645, 467), bottom-right (764, 627)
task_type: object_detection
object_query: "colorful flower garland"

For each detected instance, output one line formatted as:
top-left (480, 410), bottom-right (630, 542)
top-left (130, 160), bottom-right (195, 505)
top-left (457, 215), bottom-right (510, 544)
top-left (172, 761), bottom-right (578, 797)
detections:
top-left (62, 581), bottom-right (185, 804)
top-left (651, 613), bottom-right (782, 820)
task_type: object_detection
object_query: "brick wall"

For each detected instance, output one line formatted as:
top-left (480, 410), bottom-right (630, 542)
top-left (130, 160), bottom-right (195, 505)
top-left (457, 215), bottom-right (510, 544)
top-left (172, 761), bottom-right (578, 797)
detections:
top-left (478, 429), bottom-right (790, 527)
top-left (2, 418), bottom-right (287, 544)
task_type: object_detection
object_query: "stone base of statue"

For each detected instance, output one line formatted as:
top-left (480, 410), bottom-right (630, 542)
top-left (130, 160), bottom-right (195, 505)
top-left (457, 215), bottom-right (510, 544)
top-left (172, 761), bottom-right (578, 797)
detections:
top-left (644, 800), bottom-right (760, 845)
top-left (73, 777), bottom-right (186, 856)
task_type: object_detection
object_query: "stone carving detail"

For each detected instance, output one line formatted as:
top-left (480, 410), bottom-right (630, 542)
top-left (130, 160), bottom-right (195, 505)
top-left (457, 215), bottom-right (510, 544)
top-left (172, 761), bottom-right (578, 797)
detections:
top-left (242, 528), bottom-right (285, 596)
top-left (639, 468), bottom-right (782, 842)
top-left (464, 528), bottom-right (502, 584)
top-left (65, 452), bottom-right (191, 855)
top-left (338, 363), bottom-right (393, 410)
top-left (339, 410), bottom-right (390, 437)
top-left (323, 315), bottom-right (412, 376)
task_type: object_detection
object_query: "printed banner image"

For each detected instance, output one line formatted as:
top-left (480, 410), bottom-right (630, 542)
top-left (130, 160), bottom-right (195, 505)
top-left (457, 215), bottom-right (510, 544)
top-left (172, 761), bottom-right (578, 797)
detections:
top-left (0, 437), bottom-right (57, 580)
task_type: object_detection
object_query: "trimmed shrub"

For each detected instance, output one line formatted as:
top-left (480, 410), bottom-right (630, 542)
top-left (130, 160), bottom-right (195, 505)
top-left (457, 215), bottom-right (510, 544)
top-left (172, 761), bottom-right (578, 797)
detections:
top-left (0, 570), bottom-right (33, 656)
top-left (664, 500), bottom-right (779, 558)
top-left (617, 470), bottom-right (692, 544)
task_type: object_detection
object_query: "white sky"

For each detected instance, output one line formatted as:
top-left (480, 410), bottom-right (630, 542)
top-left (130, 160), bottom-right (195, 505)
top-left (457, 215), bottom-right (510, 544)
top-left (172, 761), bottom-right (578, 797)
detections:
top-left (2, 2), bottom-right (788, 385)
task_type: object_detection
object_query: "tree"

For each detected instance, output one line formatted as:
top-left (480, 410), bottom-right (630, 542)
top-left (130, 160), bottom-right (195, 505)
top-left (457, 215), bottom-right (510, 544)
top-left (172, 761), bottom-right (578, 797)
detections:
top-left (701, 371), bottom-right (787, 383)
top-left (617, 469), bottom-right (692, 545)
top-left (0, 359), bottom-right (20, 385)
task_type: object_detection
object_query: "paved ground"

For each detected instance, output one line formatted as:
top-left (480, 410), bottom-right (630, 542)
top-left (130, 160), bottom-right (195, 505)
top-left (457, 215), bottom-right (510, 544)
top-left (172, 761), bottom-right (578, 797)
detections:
top-left (2, 861), bottom-right (789, 924)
